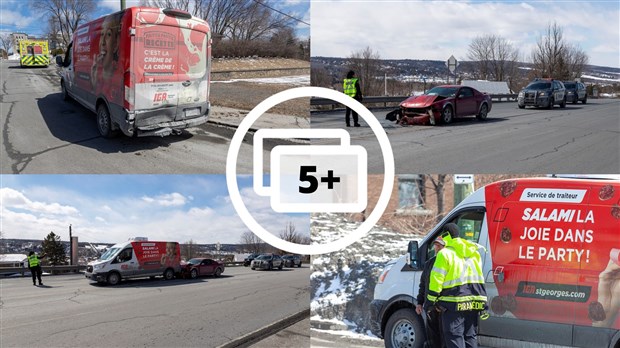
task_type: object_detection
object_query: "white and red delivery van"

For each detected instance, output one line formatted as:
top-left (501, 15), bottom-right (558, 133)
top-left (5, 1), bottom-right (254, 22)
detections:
top-left (85, 239), bottom-right (181, 285)
top-left (56, 7), bottom-right (211, 137)
top-left (370, 177), bottom-right (620, 348)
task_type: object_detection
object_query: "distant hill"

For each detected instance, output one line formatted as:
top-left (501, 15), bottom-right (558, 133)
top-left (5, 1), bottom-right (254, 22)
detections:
top-left (312, 56), bottom-right (620, 86)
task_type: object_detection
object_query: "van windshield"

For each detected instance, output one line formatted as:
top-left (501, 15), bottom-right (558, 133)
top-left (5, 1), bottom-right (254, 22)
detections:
top-left (99, 247), bottom-right (121, 261)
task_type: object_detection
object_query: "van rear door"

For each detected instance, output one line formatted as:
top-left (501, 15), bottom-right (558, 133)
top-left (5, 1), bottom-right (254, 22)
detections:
top-left (132, 9), bottom-right (210, 125)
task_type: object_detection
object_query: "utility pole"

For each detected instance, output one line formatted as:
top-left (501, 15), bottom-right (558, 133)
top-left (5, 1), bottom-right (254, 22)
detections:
top-left (69, 224), bottom-right (73, 266)
top-left (121, 0), bottom-right (126, 10)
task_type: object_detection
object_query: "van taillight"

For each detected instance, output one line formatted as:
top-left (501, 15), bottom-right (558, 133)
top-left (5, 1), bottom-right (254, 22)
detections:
top-left (124, 71), bottom-right (134, 110)
top-left (163, 8), bottom-right (191, 19)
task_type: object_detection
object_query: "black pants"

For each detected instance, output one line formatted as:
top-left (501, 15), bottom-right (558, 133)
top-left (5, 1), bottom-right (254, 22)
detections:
top-left (425, 308), bottom-right (444, 348)
top-left (345, 107), bottom-right (358, 126)
top-left (441, 310), bottom-right (478, 348)
top-left (30, 266), bottom-right (42, 284)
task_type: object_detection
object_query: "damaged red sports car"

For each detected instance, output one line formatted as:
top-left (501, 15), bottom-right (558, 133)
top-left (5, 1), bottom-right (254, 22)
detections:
top-left (387, 85), bottom-right (492, 125)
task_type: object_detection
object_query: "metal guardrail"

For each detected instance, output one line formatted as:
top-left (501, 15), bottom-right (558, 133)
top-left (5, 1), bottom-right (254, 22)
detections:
top-left (310, 94), bottom-right (518, 109)
top-left (0, 262), bottom-right (247, 277)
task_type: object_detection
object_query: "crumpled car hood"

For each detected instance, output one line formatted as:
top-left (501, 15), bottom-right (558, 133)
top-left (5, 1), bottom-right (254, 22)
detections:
top-left (400, 94), bottom-right (441, 108)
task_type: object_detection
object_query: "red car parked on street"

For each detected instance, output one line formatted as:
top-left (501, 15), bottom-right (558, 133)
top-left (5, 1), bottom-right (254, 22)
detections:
top-left (180, 258), bottom-right (225, 279)
top-left (388, 85), bottom-right (492, 125)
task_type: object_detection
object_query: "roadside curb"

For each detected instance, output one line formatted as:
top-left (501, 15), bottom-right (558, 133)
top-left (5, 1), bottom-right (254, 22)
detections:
top-left (216, 308), bottom-right (310, 348)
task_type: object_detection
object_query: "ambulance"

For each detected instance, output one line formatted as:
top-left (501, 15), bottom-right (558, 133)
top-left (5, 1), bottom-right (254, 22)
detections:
top-left (85, 239), bottom-right (181, 285)
top-left (56, 7), bottom-right (211, 138)
top-left (19, 39), bottom-right (50, 67)
top-left (370, 177), bottom-right (620, 348)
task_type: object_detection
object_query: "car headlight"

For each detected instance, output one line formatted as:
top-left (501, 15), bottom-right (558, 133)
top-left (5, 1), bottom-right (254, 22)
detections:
top-left (93, 263), bottom-right (105, 271)
top-left (539, 92), bottom-right (546, 96)
top-left (518, 91), bottom-right (524, 98)
top-left (567, 91), bottom-right (574, 94)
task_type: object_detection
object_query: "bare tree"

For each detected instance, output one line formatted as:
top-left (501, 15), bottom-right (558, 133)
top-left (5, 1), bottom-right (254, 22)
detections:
top-left (32, 0), bottom-right (97, 47)
top-left (180, 239), bottom-right (197, 260)
top-left (239, 231), bottom-right (265, 254)
top-left (426, 175), bottom-right (447, 223)
top-left (0, 33), bottom-right (12, 56)
top-left (531, 22), bottom-right (589, 80)
top-left (311, 65), bottom-right (333, 88)
top-left (279, 221), bottom-right (309, 245)
top-left (348, 46), bottom-right (382, 96)
top-left (467, 34), bottom-right (519, 82)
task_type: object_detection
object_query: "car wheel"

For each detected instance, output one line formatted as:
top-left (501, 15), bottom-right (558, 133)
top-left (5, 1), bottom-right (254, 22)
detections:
top-left (214, 268), bottom-right (222, 277)
top-left (476, 104), bottom-right (488, 120)
top-left (190, 269), bottom-right (198, 279)
top-left (96, 103), bottom-right (119, 138)
top-left (384, 308), bottom-right (425, 348)
top-left (279, 263), bottom-right (283, 270)
top-left (268, 262), bottom-right (272, 271)
top-left (164, 268), bottom-right (175, 280)
top-left (251, 267), bottom-right (255, 270)
top-left (441, 105), bottom-right (453, 124)
top-left (61, 80), bottom-right (70, 101)
top-left (298, 262), bottom-right (302, 268)
top-left (547, 97), bottom-right (554, 109)
top-left (518, 104), bottom-right (525, 109)
top-left (572, 95), bottom-right (578, 104)
top-left (582, 96), bottom-right (587, 104)
top-left (560, 97), bottom-right (566, 108)
top-left (107, 272), bottom-right (120, 286)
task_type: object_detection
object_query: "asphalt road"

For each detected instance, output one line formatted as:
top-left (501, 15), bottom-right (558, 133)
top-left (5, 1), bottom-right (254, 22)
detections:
top-left (311, 99), bottom-right (620, 173)
top-left (0, 61), bottom-right (299, 174)
top-left (0, 266), bottom-right (310, 348)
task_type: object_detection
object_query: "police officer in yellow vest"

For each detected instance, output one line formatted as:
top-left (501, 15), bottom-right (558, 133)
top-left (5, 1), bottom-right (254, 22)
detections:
top-left (427, 223), bottom-right (487, 348)
top-left (342, 70), bottom-right (362, 127)
top-left (28, 251), bottom-right (45, 286)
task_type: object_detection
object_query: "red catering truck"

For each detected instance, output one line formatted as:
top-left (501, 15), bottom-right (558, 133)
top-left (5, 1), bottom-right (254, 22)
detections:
top-left (56, 7), bottom-right (211, 137)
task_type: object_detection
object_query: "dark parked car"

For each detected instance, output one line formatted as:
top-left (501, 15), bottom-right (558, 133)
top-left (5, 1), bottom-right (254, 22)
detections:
top-left (251, 254), bottom-right (283, 271)
top-left (563, 81), bottom-right (587, 104)
top-left (243, 253), bottom-right (260, 267)
top-left (518, 79), bottom-right (566, 109)
top-left (387, 85), bottom-right (492, 125)
top-left (282, 254), bottom-right (302, 268)
top-left (180, 258), bottom-right (225, 279)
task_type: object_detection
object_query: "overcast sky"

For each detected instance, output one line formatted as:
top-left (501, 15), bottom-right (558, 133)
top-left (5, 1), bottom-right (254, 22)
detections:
top-left (1, 175), bottom-right (310, 245)
top-left (311, 0), bottom-right (620, 68)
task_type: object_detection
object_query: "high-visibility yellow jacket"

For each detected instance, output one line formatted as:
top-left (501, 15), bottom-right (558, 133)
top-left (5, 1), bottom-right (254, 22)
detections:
top-left (427, 234), bottom-right (487, 312)
top-left (343, 78), bottom-right (358, 97)
top-left (28, 254), bottom-right (40, 267)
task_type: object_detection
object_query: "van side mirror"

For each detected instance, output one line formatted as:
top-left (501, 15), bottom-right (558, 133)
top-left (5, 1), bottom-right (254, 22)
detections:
top-left (55, 56), bottom-right (63, 65)
top-left (407, 241), bottom-right (420, 268)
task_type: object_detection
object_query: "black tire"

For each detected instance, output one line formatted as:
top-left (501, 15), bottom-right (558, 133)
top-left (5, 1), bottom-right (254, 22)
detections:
top-left (107, 272), bottom-right (121, 286)
top-left (298, 262), bottom-right (302, 268)
top-left (96, 103), bottom-right (119, 138)
top-left (214, 268), bottom-right (222, 277)
top-left (279, 263), bottom-right (283, 270)
top-left (190, 268), bottom-right (198, 279)
top-left (572, 95), bottom-right (578, 104)
top-left (476, 103), bottom-right (488, 120)
top-left (441, 105), bottom-right (453, 124)
top-left (268, 262), bottom-right (273, 271)
top-left (547, 97), bottom-right (554, 109)
top-left (582, 96), bottom-right (587, 104)
top-left (61, 80), bottom-right (70, 101)
top-left (251, 267), bottom-right (255, 270)
top-left (384, 308), bottom-right (425, 348)
top-left (518, 104), bottom-right (525, 109)
top-left (560, 97), bottom-right (566, 108)
top-left (163, 268), bottom-right (175, 280)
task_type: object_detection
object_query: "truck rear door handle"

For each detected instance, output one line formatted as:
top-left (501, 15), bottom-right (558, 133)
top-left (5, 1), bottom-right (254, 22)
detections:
top-left (182, 80), bottom-right (191, 87)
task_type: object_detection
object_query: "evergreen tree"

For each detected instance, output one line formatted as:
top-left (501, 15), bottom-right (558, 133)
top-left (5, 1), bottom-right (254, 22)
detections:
top-left (41, 231), bottom-right (66, 265)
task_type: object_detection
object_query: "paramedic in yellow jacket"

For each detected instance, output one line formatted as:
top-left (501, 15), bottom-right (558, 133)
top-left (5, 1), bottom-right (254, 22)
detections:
top-left (427, 223), bottom-right (487, 348)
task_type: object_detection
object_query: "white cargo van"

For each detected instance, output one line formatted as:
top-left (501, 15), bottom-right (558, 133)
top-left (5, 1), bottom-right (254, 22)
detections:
top-left (370, 177), bottom-right (620, 348)
top-left (85, 240), bottom-right (181, 285)
top-left (56, 7), bottom-right (211, 137)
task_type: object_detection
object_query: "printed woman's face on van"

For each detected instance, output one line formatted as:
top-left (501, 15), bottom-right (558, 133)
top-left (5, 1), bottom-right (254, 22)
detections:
top-left (99, 21), bottom-right (119, 72)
